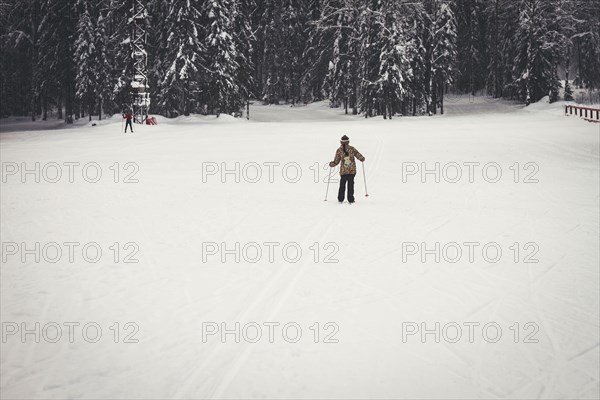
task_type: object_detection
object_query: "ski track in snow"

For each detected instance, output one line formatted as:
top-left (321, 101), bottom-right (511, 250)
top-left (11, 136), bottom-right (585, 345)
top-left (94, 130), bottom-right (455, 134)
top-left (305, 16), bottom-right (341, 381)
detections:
top-left (1, 99), bottom-right (599, 399)
top-left (174, 218), bottom-right (332, 397)
top-left (211, 222), bottom-right (337, 398)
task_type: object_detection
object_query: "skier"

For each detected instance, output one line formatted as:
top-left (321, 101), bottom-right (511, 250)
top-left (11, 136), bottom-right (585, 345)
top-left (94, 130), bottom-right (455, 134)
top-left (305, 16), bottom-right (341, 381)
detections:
top-left (329, 135), bottom-right (365, 204)
top-left (123, 110), bottom-right (134, 133)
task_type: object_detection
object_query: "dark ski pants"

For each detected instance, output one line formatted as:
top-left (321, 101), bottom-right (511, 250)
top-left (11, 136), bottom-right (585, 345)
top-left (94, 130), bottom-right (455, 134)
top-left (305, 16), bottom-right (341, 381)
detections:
top-left (338, 174), bottom-right (356, 203)
top-left (125, 119), bottom-right (133, 133)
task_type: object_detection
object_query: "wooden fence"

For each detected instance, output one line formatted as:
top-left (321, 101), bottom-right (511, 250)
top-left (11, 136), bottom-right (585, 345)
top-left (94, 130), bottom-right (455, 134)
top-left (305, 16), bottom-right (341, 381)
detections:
top-left (565, 104), bottom-right (600, 123)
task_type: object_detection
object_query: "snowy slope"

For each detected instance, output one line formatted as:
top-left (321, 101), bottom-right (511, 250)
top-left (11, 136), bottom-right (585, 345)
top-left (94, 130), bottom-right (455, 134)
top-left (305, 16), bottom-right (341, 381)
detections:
top-left (1, 99), bottom-right (599, 399)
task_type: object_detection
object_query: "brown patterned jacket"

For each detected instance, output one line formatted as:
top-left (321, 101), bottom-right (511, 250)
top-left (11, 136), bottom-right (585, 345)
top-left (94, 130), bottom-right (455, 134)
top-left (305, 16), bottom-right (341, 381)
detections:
top-left (330, 145), bottom-right (365, 175)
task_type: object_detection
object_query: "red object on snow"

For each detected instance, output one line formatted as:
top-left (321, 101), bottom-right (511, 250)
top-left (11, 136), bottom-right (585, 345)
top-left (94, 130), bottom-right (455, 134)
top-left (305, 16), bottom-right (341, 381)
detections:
top-left (123, 112), bottom-right (133, 120)
top-left (146, 116), bottom-right (157, 125)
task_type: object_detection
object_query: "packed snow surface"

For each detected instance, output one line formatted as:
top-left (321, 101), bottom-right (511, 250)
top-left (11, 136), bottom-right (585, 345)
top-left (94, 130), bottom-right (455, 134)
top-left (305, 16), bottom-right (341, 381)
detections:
top-left (1, 99), bottom-right (599, 399)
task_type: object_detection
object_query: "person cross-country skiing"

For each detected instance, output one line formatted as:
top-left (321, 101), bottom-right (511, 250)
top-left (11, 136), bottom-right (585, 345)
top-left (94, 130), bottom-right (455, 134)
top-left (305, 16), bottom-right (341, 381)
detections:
top-left (329, 135), bottom-right (365, 204)
top-left (123, 110), bottom-right (134, 133)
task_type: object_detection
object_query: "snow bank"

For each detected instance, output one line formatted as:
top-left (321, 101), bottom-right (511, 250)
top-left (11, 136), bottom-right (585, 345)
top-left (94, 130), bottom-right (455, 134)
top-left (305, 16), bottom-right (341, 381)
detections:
top-left (152, 113), bottom-right (244, 125)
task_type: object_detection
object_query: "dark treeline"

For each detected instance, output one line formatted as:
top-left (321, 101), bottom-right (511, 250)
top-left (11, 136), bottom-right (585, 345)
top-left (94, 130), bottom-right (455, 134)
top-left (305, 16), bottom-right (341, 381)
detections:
top-left (1, 0), bottom-right (599, 122)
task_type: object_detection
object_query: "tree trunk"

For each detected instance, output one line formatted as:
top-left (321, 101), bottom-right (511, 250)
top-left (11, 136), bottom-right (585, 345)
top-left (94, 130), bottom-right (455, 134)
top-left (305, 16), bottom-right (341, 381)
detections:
top-left (495, 0), bottom-right (501, 97)
top-left (576, 38), bottom-right (582, 88)
top-left (58, 92), bottom-right (63, 120)
top-left (30, 91), bottom-right (36, 122)
top-left (440, 75), bottom-right (444, 115)
top-left (432, 80), bottom-right (437, 115)
top-left (291, 69), bottom-right (296, 106)
top-left (42, 91), bottom-right (47, 121)
top-left (65, 83), bottom-right (73, 124)
top-left (184, 87), bottom-right (189, 116)
top-left (64, 0), bottom-right (74, 124)
top-left (88, 95), bottom-right (92, 122)
top-left (29, 0), bottom-right (40, 121)
top-left (352, 80), bottom-right (358, 115)
top-left (565, 51), bottom-right (570, 85)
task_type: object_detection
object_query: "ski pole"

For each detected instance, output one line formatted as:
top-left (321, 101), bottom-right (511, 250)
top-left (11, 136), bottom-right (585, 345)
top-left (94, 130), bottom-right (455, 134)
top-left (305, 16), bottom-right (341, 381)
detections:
top-left (362, 162), bottom-right (369, 197)
top-left (121, 112), bottom-right (124, 133)
top-left (324, 166), bottom-right (332, 201)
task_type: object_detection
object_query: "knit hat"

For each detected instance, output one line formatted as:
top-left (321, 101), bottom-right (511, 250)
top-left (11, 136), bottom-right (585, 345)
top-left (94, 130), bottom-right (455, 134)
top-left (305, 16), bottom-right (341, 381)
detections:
top-left (340, 135), bottom-right (349, 144)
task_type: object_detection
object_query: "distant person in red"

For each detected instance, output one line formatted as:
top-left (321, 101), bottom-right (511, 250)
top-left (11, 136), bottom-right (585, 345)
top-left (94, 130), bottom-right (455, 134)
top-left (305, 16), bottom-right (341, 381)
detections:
top-left (123, 111), bottom-right (134, 133)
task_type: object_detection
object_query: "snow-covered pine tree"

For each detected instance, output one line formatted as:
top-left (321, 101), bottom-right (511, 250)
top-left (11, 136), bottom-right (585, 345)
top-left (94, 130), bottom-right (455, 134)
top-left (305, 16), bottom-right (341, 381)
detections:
top-left (204, 0), bottom-right (241, 115)
top-left (421, 0), bottom-right (457, 114)
top-left (260, 0), bottom-right (284, 104)
top-left (104, 0), bottom-right (132, 116)
top-left (405, 4), bottom-right (428, 115)
top-left (75, 0), bottom-right (100, 120)
top-left (421, 0), bottom-right (436, 114)
top-left (154, 0), bottom-right (205, 117)
top-left (232, 0), bottom-right (256, 112)
top-left (324, 35), bottom-right (341, 107)
top-left (357, 0), bottom-right (383, 117)
top-left (300, 0), bottom-right (329, 103)
top-left (573, 0), bottom-right (600, 90)
top-left (455, 0), bottom-right (486, 95)
top-left (485, 0), bottom-right (521, 100)
top-left (2, 0), bottom-right (42, 120)
top-left (485, 0), bottom-right (503, 98)
top-left (322, 0), bottom-right (349, 108)
top-left (280, 0), bottom-right (306, 105)
top-left (543, 0), bottom-right (565, 103)
top-left (430, 0), bottom-right (457, 114)
top-left (94, 5), bottom-right (111, 119)
top-left (345, 0), bottom-right (364, 115)
top-left (376, 0), bottom-right (412, 119)
top-left (549, 0), bottom-right (576, 101)
top-left (38, 0), bottom-right (77, 122)
top-left (346, 0), bottom-right (364, 114)
top-left (512, 0), bottom-right (559, 105)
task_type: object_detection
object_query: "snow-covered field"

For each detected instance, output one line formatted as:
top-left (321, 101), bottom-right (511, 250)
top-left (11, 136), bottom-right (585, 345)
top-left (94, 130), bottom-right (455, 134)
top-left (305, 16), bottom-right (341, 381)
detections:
top-left (1, 99), bottom-right (599, 399)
